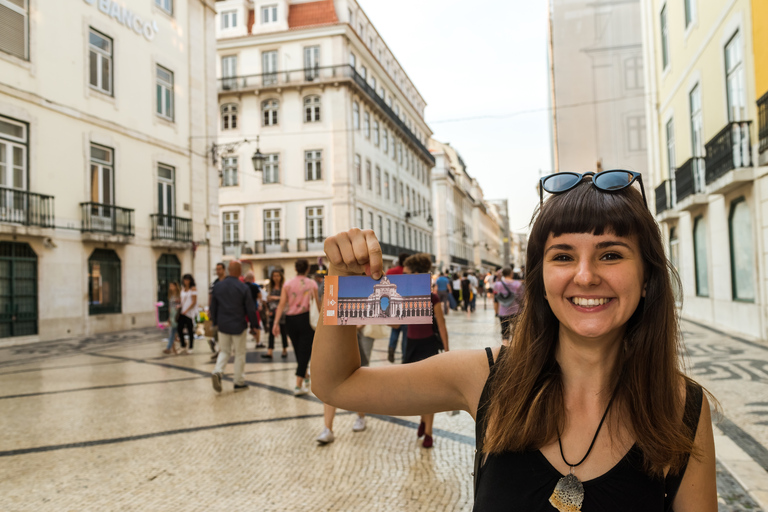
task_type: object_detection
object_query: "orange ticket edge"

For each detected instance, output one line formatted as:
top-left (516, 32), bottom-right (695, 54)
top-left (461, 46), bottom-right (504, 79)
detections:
top-left (323, 275), bottom-right (339, 325)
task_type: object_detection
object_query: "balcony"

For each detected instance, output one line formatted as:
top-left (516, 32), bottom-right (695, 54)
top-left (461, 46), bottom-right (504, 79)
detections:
top-left (704, 121), bottom-right (754, 194)
top-left (80, 202), bottom-right (134, 241)
top-left (675, 158), bottom-right (707, 210)
top-left (297, 237), bottom-right (325, 252)
top-left (254, 239), bottom-right (290, 254)
top-left (218, 64), bottom-right (435, 165)
top-left (451, 255), bottom-right (470, 267)
top-left (222, 241), bottom-right (247, 256)
top-left (0, 188), bottom-right (54, 232)
top-left (758, 92), bottom-right (767, 156)
top-left (654, 179), bottom-right (677, 220)
top-left (150, 214), bottom-right (192, 247)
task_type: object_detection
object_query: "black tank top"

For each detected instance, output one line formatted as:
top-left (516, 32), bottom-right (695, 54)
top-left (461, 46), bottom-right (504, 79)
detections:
top-left (473, 347), bottom-right (703, 512)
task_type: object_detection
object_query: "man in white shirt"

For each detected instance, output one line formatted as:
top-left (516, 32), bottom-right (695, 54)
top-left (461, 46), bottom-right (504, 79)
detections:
top-left (468, 272), bottom-right (479, 312)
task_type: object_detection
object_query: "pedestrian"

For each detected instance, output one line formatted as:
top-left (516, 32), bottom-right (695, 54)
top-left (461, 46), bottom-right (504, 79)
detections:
top-left (401, 253), bottom-right (449, 448)
top-left (460, 272), bottom-right (472, 314)
top-left (262, 267), bottom-right (288, 359)
top-left (468, 271), bottom-right (479, 312)
top-left (493, 267), bottom-right (522, 344)
top-left (178, 273), bottom-right (197, 354)
top-left (451, 273), bottom-right (462, 309)
top-left (312, 171), bottom-right (716, 510)
top-left (484, 271), bottom-right (493, 298)
top-left (272, 259), bottom-right (321, 396)
top-left (208, 262), bottom-right (226, 360)
top-left (435, 271), bottom-right (452, 315)
top-left (210, 260), bottom-right (259, 393)
top-left (162, 281), bottom-right (181, 355)
top-left (386, 253), bottom-right (409, 363)
top-left (315, 327), bottom-right (373, 445)
top-left (244, 271), bottom-right (265, 348)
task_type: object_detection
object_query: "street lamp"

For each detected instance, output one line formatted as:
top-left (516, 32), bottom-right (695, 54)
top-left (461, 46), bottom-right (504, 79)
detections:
top-left (251, 136), bottom-right (266, 173)
top-left (405, 210), bottom-right (434, 227)
top-left (211, 135), bottom-right (266, 174)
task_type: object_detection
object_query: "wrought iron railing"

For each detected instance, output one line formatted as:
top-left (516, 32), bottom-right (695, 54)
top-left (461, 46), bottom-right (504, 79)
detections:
top-left (218, 64), bottom-right (434, 164)
top-left (297, 237), bottom-right (325, 252)
top-left (0, 187), bottom-right (54, 228)
top-left (254, 239), bottom-right (290, 254)
top-left (451, 255), bottom-right (470, 266)
top-left (654, 179), bottom-right (676, 214)
top-left (80, 202), bottom-right (134, 236)
top-left (150, 214), bottom-right (192, 242)
top-left (758, 92), bottom-right (767, 154)
top-left (222, 241), bottom-right (248, 256)
top-left (705, 121), bottom-right (752, 184)
top-left (675, 158), bottom-right (705, 202)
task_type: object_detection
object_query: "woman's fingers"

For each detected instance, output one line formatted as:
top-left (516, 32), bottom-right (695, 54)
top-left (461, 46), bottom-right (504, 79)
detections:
top-left (325, 229), bottom-right (382, 275)
top-left (364, 231), bottom-right (383, 279)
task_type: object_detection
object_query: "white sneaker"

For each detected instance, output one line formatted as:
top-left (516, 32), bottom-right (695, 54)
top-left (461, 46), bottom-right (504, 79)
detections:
top-left (352, 417), bottom-right (366, 432)
top-left (294, 386), bottom-right (308, 396)
top-left (316, 427), bottom-right (335, 444)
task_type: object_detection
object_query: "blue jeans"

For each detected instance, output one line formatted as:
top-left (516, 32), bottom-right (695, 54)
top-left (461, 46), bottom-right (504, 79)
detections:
top-left (166, 326), bottom-right (177, 350)
top-left (389, 325), bottom-right (408, 360)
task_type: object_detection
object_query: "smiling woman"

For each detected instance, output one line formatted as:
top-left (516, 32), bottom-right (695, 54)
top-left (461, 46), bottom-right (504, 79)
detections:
top-left (311, 172), bottom-right (717, 512)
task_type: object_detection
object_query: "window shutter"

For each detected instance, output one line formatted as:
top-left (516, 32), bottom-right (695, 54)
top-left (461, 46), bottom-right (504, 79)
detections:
top-left (0, 2), bottom-right (27, 60)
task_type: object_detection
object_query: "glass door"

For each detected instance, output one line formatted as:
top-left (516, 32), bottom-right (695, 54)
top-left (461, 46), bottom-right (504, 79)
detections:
top-left (262, 51), bottom-right (277, 85)
top-left (304, 46), bottom-right (320, 80)
top-left (0, 140), bottom-right (26, 223)
top-left (157, 164), bottom-right (175, 238)
top-left (90, 145), bottom-right (114, 231)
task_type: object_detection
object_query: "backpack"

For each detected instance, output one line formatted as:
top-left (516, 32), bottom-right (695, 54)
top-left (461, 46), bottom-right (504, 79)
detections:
top-left (496, 281), bottom-right (518, 307)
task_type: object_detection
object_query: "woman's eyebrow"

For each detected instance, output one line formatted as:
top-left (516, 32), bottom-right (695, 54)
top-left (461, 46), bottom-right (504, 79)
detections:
top-left (544, 243), bottom-right (573, 255)
top-left (595, 240), bottom-right (633, 251)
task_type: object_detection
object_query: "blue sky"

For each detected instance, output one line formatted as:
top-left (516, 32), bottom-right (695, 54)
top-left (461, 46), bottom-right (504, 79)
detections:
top-left (337, 274), bottom-right (431, 298)
top-left (359, 0), bottom-right (552, 231)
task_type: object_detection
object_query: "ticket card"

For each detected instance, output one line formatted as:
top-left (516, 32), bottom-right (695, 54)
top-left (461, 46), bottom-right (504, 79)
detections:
top-left (323, 274), bottom-right (433, 326)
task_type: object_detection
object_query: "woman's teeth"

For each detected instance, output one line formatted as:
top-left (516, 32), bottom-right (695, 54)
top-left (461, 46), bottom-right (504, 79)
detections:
top-left (570, 297), bottom-right (611, 307)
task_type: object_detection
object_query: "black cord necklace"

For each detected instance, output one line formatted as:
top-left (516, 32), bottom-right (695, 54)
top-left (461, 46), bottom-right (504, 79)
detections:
top-left (548, 390), bottom-right (618, 512)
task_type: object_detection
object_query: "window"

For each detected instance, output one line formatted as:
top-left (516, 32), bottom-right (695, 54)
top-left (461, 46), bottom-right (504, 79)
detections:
top-left (0, 115), bottom-right (27, 192)
top-left (221, 212), bottom-right (240, 244)
top-left (384, 171), bottom-right (390, 199)
top-left (348, 8), bottom-right (354, 27)
top-left (371, 76), bottom-right (377, 92)
top-left (378, 215), bottom-right (383, 238)
top-left (221, 55), bottom-right (237, 89)
top-left (725, 31), bottom-right (746, 122)
top-left (261, 5), bottom-right (277, 23)
top-left (365, 160), bottom-right (372, 190)
top-left (349, 52), bottom-right (356, 68)
top-left (155, 0), bottom-right (172, 14)
top-left (0, 0), bottom-right (28, 60)
top-left (408, 226), bottom-right (412, 249)
top-left (156, 65), bottom-right (174, 120)
top-left (305, 150), bottom-right (322, 181)
top-left (90, 144), bottom-right (114, 208)
top-left (375, 166), bottom-right (381, 195)
top-left (263, 154), bottom-right (279, 184)
top-left (383, 129), bottom-right (389, 152)
top-left (689, 84), bottom-right (704, 158)
top-left (353, 102), bottom-right (360, 130)
top-left (660, 5), bottom-right (669, 69)
top-left (358, 23), bottom-right (364, 38)
top-left (729, 199), bottom-right (755, 301)
top-left (221, 103), bottom-right (238, 130)
top-left (221, 10), bottom-right (237, 29)
top-left (262, 99), bottom-right (279, 126)
top-left (373, 120), bottom-right (380, 146)
top-left (693, 216), bottom-right (709, 297)
top-left (88, 249), bottom-right (121, 315)
top-left (356, 208), bottom-right (363, 229)
top-left (395, 221), bottom-right (400, 245)
top-left (262, 51), bottom-right (277, 85)
top-left (222, 157), bottom-right (238, 187)
top-left (304, 46), bottom-right (320, 80)
top-left (263, 209), bottom-right (280, 241)
top-left (399, 182), bottom-right (404, 206)
top-left (89, 29), bottom-right (113, 95)
top-left (306, 206), bottom-right (323, 240)
top-left (304, 95), bottom-right (321, 122)
top-left (360, 66), bottom-right (367, 80)
top-left (157, 164), bottom-right (175, 217)
top-left (398, 144), bottom-right (403, 165)
top-left (666, 118), bottom-right (675, 176)
top-left (368, 211), bottom-right (374, 231)
top-left (364, 111), bottom-right (370, 138)
top-left (684, 0), bottom-right (695, 28)
top-left (406, 185), bottom-right (411, 209)
top-left (627, 115), bottom-right (646, 151)
top-left (393, 177), bottom-right (398, 203)
top-left (624, 56), bottom-right (642, 90)
top-left (355, 154), bottom-right (362, 185)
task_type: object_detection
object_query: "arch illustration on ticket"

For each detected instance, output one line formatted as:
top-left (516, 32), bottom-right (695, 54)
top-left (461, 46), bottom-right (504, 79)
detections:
top-left (323, 274), bottom-right (433, 326)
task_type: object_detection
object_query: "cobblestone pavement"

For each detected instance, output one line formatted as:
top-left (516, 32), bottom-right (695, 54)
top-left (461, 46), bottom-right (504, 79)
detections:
top-left (0, 305), bottom-right (765, 511)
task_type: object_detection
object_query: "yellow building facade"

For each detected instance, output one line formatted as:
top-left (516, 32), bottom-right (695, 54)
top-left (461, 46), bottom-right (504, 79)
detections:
top-left (641, 0), bottom-right (767, 339)
top-left (753, 0), bottom-right (767, 166)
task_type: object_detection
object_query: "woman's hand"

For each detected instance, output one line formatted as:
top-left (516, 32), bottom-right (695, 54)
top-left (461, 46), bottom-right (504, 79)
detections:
top-left (324, 229), bottom-right (383, 279)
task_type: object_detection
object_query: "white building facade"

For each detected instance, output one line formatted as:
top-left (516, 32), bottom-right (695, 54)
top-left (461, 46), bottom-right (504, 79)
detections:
top-left (0, 0), bottom-right (220, 343)
top-left (215, 0), bottom-right (435, 279)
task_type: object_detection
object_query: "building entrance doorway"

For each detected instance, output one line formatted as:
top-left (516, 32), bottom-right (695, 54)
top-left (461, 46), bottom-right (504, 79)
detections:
top-left (0, 242), bottom-right (38, 338)
top-left (157, 254), bottom-right (181, 322)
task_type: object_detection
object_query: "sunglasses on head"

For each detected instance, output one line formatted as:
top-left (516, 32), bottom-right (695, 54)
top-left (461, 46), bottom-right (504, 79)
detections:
top-left (539, 170), bottom-right (647, 208)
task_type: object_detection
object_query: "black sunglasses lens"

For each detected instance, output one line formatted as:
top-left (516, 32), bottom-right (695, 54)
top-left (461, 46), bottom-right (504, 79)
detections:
top-left (543, 173), bottom-right (581, 193)
top-left (594, 171), bottom-right (633, 191)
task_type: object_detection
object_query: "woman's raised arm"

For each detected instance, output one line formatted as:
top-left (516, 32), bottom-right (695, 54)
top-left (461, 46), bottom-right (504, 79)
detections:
top-left (311, 229), bottom-right (491, 419)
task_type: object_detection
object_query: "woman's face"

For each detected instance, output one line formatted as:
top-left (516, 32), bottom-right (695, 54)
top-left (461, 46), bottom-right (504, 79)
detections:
top-left (542, 231), bottom-right (645, 345)
top-left (183, 277), bottom-right (190, 288)
top-left (403, 266), bottom-right (413, 275)
top-left (272, 272), bottom-right (282, 284)
top-left (169, 283), bottom-right (178, 294)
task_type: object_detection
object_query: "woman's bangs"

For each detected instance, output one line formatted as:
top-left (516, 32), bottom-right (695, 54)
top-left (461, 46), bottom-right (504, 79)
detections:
top-left (538, 182), bottom-right (643, 238)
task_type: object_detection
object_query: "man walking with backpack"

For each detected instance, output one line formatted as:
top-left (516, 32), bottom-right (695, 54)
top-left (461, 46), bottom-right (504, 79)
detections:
top-left (492, 267), bottom-right (523, 344)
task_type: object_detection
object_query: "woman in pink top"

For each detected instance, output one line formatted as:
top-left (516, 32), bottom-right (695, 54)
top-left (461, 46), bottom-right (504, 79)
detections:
top-left (273, 259), bottom-right (320, 395)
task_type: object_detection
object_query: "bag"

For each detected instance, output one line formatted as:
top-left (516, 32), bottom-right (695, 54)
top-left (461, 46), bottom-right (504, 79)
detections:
top-left (448, 292), bottom-right (457, 310)
top-left (496, 281), bottom-right (517, 307)
top-left (174, 311), bottom-right (181, 324)
top-left (309, 295), bottom-right (320, 328)
top-left (362, 324), bottom-right (390, 339)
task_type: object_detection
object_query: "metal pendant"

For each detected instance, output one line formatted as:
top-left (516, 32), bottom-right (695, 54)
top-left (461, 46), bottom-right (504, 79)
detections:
top-left (548, 473), bottom-right (584, 512)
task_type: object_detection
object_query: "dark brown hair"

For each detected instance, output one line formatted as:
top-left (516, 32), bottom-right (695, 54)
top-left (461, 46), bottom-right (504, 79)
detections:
top-left (483, 179), bottom-right (704, 476)
top-left (269, 267), bottom-right (285, 292)
top-left (403, 253), bottom-right (432, 274)
top-left (295, 259), bottom-right (309, 275)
